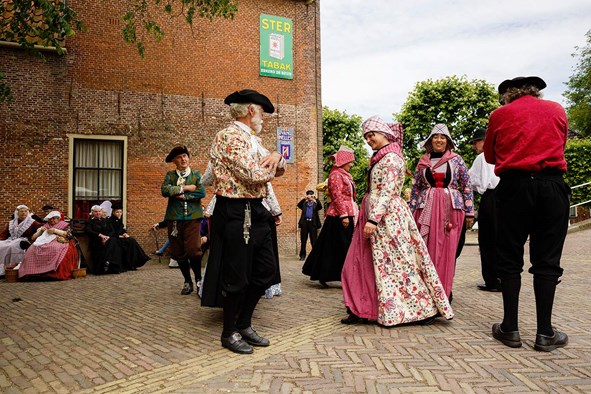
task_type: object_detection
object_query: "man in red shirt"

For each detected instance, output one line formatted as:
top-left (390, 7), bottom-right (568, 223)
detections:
top-left (484, 76), bottom-right (570, 352)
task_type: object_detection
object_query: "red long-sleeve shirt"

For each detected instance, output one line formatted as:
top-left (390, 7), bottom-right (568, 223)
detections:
top-left (484, 95), bottom-right (567, 175)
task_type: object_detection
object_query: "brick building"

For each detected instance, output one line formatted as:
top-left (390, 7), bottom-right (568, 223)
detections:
top-left (0, 0), bottom-right (322, 257)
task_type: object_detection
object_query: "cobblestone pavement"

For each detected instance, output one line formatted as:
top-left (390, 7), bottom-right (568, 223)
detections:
top-left (1, 228), bottom-right (590, 393)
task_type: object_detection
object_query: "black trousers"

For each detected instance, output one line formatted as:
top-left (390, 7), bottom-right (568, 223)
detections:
top-left (478, 189), bottom-right (499, 287)
top-left (495, 172), bottom-right (569, 280)
top-left (299, 220), bottom-right (318, 258)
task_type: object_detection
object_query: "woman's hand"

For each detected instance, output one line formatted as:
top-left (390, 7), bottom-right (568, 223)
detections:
top-left (465, 217), bottom-right (475, 229)
top-left (341, 217), bottom-right (350, 228)
top-left (363, 222), bottom-right (377, 239)
top-left (274, 215), bottom-right (282, 226)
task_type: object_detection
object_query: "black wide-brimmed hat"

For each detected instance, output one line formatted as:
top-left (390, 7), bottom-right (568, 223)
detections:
top-left (165, 145), bottom-right (190, 163)
top-left (471, 128), bottom-right (487, 142)
top-left (498, 76), bottom-right (546, 95)
top-left (224, 89), bottom-right (275, 113)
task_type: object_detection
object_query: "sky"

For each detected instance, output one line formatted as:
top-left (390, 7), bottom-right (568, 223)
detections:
top-left (320, 0), bottom-right (591, 123)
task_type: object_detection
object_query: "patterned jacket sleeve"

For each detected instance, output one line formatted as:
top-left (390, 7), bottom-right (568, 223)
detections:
top-left (409, 166), bottom-right (426, 213)
top-left (328, 172), bottom-right (353, 217)
top-left (455, 157), bottom-right (475, 216)
top-left (216, 130), bottom-right (275, 184)
top-left (368, 154), bottom-right (401, 224)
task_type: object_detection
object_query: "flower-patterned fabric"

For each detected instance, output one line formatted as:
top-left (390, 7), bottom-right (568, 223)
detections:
top-left (343, 150), bottom-right (453, 325)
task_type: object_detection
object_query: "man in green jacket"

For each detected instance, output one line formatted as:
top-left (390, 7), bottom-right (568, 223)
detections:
top-left (161, 145), bottom-right (206, 295)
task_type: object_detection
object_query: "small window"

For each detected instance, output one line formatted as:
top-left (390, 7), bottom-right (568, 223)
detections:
top-left (72, 139), bottom-right (123, 219)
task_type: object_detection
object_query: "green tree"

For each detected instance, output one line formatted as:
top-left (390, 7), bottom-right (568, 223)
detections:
top-left (394, 75), bottom-right (499, 171)
top-left (564, 29), bottom-right (591, 137)
top-left (322, 107), bottom-right (370, 202)
top-left (0, 0), bottom-right (238, 102)
top-left (564, 138), bottom-right (591, 207)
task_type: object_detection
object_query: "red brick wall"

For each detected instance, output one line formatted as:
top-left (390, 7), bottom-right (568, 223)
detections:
top-left (0, 0), bottom-right (322, 255)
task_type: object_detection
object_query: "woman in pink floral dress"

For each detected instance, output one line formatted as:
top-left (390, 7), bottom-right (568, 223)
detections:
top-left (341, 116), bottom-right (453, 326)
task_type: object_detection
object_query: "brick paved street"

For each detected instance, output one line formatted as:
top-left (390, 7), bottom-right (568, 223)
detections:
top-left (1, 227), bottom-right (590, 393)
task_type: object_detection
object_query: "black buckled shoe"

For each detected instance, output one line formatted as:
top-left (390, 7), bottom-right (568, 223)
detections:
top-left (534, 329), bottom-right (568, 352)
top-left (237, 326), bottom-right (270, 347)
top-left (221, 332), bottom-right (253, 354)
top-left (492, 323), bottom-right (522, 348)
top-left (180, 282), bottom-right (193, 295)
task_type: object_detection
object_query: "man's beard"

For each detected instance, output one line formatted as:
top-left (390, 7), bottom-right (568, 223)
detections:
top-left (252, 115), bottom-right (263, 134)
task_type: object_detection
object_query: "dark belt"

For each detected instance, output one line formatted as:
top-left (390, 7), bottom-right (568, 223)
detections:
top-left (500, 169), bottom-right (564, 180)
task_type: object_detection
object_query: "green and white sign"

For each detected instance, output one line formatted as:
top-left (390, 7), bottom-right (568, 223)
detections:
top-left (260, 14), bottom-right (293, 80)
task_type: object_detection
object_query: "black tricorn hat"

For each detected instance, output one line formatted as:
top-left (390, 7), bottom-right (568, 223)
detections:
top-left (165, 145), bottom-right (190, 163)
top-left (111, 202), bottom-right (123, 211)
top-left (471, 128), bottom-right (487, 142)
top-left (498, 76), bottom-right (546, 95)
top-left (224, 89), bottom-right (275, 113)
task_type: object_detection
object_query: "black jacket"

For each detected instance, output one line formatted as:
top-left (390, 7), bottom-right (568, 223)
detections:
top-left (297, 198), bottom-right (322, 229)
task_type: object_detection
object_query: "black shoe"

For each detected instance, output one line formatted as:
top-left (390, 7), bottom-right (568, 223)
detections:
top-left (180, 282), bottom-right (193, 295)
top-left (492, 323), bottom-right (522, 348)
top-left (154, 250), bottom-right (164, 256)
top-left (221, 332), bottom-right (254, 354)
top-left (319, 280), bottom-right (329, 288)
top-left (340, 314), bottom-right (368, 325)
top-left (417, 316), bottom-right (437, 326)
top-left (477, 284), bottom-right (502, 292)
top-left (534, 329), bottom-right (568, 352)
top-left (238, 326), bottom-right (270, 347)
top-left (299, 256), bottom-right (305, 261)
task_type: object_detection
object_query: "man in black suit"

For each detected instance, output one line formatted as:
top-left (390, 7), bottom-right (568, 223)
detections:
top-left (297, 190), bottom-right (322, 261)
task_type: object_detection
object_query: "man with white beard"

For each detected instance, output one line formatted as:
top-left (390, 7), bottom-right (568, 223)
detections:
top-left (204, 89), bottom-right (285, 354)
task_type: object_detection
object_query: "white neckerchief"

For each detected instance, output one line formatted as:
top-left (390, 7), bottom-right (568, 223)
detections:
top-left (8, 214), bottom-right (34, 240)
top-left (234, 121), bottom-right (267, 157)
top-left (176, 167), bottom-right (191, 186)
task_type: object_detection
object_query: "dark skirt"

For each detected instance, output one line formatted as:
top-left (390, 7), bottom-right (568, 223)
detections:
top-left (302, 215), bottom-right (354, 282)
top-left (89, 238), bottom-right (123, 275)
top-left (117, 237), bottom-right (150, 270)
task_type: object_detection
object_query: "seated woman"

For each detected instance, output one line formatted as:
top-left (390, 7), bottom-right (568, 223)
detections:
top-left (0, 205), bottom-right (41, 276)
top-left (108, 204), bottom-right (150, 271)
top-left (86, 205), bottom-right (124, 274)
top-left (18, 211), bottom-right (78, 280)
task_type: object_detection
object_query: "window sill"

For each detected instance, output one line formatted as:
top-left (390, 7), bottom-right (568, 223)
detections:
top-left (0, 40), bottom-right (67, 54)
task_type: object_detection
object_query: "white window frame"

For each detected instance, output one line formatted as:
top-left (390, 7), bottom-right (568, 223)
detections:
top-left (67, 134), bottom-right (128, 219)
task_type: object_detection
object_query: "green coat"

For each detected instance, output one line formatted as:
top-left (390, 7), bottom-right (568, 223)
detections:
top-left (161, 169), bottom-right (206, 221)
